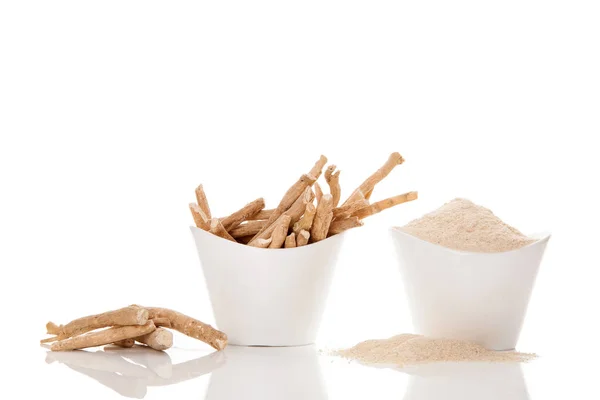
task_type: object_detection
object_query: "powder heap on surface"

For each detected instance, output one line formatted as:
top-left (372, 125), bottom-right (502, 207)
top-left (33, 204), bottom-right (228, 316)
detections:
top-left (401, 198), bottom-right (535, 252)
top-left (335, 334), bottom-right (535, 367)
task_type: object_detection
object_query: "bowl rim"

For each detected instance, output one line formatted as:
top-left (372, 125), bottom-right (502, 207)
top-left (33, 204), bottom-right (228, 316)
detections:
top-left (190, 225), bottom-right (347, 252)
top-left (389, 226), bottom-right (551, 256)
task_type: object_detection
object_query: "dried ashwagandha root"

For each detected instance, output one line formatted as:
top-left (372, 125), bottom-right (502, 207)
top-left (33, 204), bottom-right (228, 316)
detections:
top-left (293, 203), bottom-right (316, 235)
top-left (328, 216), bottom-right (363, 236)
top-left (51, 321), bottom-right (156, 351)
top-left (332, 198), bottom-right (369, 220)
top-left (269, 215), bottom-right (291, 248)
top-left (296, 230), bottom-right (310, 246)
top-left (250, 173), bottom-right (317, 242)
top-left (229, 220), bottom-right (267, 238)
top-left (190, 152), bottom-right (416, 248)
top-left (209, 219), bottom-right (236, 242)
top-left (142, 307), bottom-right (228, 351)
top-left (342, 152), bottom-right (404, 206)
top-left (250, 237), bottom-right (272, 248)
top-left (220, 198), bottom-right (265, 231)
top-left (311, 194), bottom-right (334, 242)
top-left (43, 306), bottom-right (149, 343)
top-left (195, 185), bottom-right (212, 220)
top-left (136, 327), bottom-right (173, 351)
top-left (352, 191), bottom-right (418, 219)
top-left (284, 232), bottom-right (296, 248)
top-left (189, 203), bottom-right (210, 230)
top-left (246, 209), bottom-right (274, 221)
top-left (324, 165), bottom-right (341, 207)
top-left (314, 181), bottom-right (323, 203)
top-left (250, 187), bottom-right (313, 245)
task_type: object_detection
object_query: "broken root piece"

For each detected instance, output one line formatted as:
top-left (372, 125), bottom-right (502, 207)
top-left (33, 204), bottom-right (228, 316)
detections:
top-left (269, 215), bottom-right (291, 248)
top-left (311, 194), bottom-right (334, 242)
top-left (209, 219), bottom-right (236, 242)
top-left (251, 174), bottom-right (316, 241)
top-left (293, 203), bottom-right (316, 235)
top-left (220, 198), bottom-right (265, 231)
top-left (296, 230), bottom-right (310, 246)
top-left (342, 152), bottom-right (404, 206)
top-left (284, 232), bottom-right (296, 248)
top-left (143, 307), bottom-right (228, 351)
top-left (328, 216), bottom-right (363, 235)
top-left (229, 220), bottom-right (267, 238)
top-left (45, 306), bottom-right (149, 341)
top-left (190, 203), bottom-right (210, 230)
top-left (137, 327), bottom-right (173, 351)
top-left (325, 165), bottom-right (341, 207)
top-left (195, 185), bottom-right (212, 219)
top-left (51, 321), bottom-right (156, 351)
top-left (353, 191), bottom-right (418, 219)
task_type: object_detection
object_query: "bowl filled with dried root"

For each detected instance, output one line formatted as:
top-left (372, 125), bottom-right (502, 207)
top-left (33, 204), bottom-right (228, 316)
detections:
top-left (189, 153), bottom-right (417, 346)
top-left (391, 199), bottom-right (550, 350)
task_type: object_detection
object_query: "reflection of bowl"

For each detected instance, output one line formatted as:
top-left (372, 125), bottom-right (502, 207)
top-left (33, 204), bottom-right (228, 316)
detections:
top-left (401, 362), bottom-right (530, 400)
top-left (206, 346), bottom-right (327, 400)
top-left (190, 227), bottom-right (345, 346)
top-left (391, 228), bottom-right (550, 350)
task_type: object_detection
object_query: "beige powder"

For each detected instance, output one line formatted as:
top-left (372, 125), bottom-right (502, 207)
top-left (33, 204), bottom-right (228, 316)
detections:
top-left (401, 198), bottom-right (535, 252)
top-left (335, 334), bottom-right (535, 367)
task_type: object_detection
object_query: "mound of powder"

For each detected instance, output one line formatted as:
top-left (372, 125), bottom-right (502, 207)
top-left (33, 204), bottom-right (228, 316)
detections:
top-left (401, 198), bottom-right (535, 252)
top-left (335, 334), bottom-right (535, 367)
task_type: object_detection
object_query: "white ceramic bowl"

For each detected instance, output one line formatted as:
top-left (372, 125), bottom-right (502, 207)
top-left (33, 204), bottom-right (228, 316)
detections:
top-left (190, 226), bottom-right (345, 346)
top-left (391, 227), bottom-right (550, 350)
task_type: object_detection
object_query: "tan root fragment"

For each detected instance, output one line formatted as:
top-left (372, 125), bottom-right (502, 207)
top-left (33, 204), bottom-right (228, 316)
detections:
top-left (269, 215), bottom-right (291, 248)
top-left (342, 152), bottom-right (404, 206)
top-left (229, 220), bottom-right (267, 238)
top-left (309, 155), bottom-right (328, 180)
top-left (51, 321), bottom-right (156, 351)
top-left (353, 191), bottom-right (418, 219)
top-left (250, 174), bottom-right (316, 242)
top-left (250, 187), bottom-right (314, 244)
top-left (137, 327), bottom-right (173, 351)
top-left (236, 235), bottom-right (254, 244)
top-left (143, 307), bottom-right (228, 351)
top-left (296, 230), bottom-right (310, 246)
top-left (151, 318), bottom-right (172, 328)
top-left (284, 232), bottom-right (297, 248)
top-left (209, 219), bottom-right (236, 242)
top-left (293, 203), bottom-right (316, 234)
top-left (220, 198), bottom-right (265, 231)
top-left (311, 194), bottom-right (334, 242)
top-left (44, 306), bottom-right (149, 341)
top-left (246, 209), bottom-right (274, 221)
top-left (314, 182), bottom-right (323, 203)
top-left (250, 238), bottom-right (272, 248)
top-left (195, 185), bottom-right (212, 219)
top-left (328, 216), bottom-right (363, 236)
top-left (332, 198), bottom-right (369, 220)
top-left (189, 203), bottom-right (210, 230)
top-left (112, 338), bottom-right (135, 348)
top-left (324, 165), bottom-right (341, 207)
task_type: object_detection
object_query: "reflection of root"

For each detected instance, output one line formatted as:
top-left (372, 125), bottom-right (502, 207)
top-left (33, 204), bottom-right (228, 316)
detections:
top-left (66, 365), bottom-right (147, 399)
top-left (45, 347), bottom-right (225, 398)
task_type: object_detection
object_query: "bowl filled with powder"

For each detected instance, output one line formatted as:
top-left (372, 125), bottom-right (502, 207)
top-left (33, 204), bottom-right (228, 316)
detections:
top-left (390, 198), bottom-right (550, 350)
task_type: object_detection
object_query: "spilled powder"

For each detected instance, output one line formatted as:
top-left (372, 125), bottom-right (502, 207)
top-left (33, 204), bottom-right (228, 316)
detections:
top-left (335, 334), bottom-right (535, 367)
top-left (401, 198), bottom-right (535, 252)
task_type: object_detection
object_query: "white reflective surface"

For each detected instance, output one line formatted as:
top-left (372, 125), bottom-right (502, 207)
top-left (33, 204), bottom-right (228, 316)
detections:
top-left (30, 344), bottom-right (595, 399)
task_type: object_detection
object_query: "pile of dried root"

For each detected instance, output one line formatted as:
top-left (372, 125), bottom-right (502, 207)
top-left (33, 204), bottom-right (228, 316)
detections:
top-left (190, 152), bottom-right (417, 248)
top-left (41, 305), bottom-right (227, 352)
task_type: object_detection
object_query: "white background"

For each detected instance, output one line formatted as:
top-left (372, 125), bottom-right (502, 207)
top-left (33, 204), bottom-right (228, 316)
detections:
top-left (1, 1), bottom-right (599, 399)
